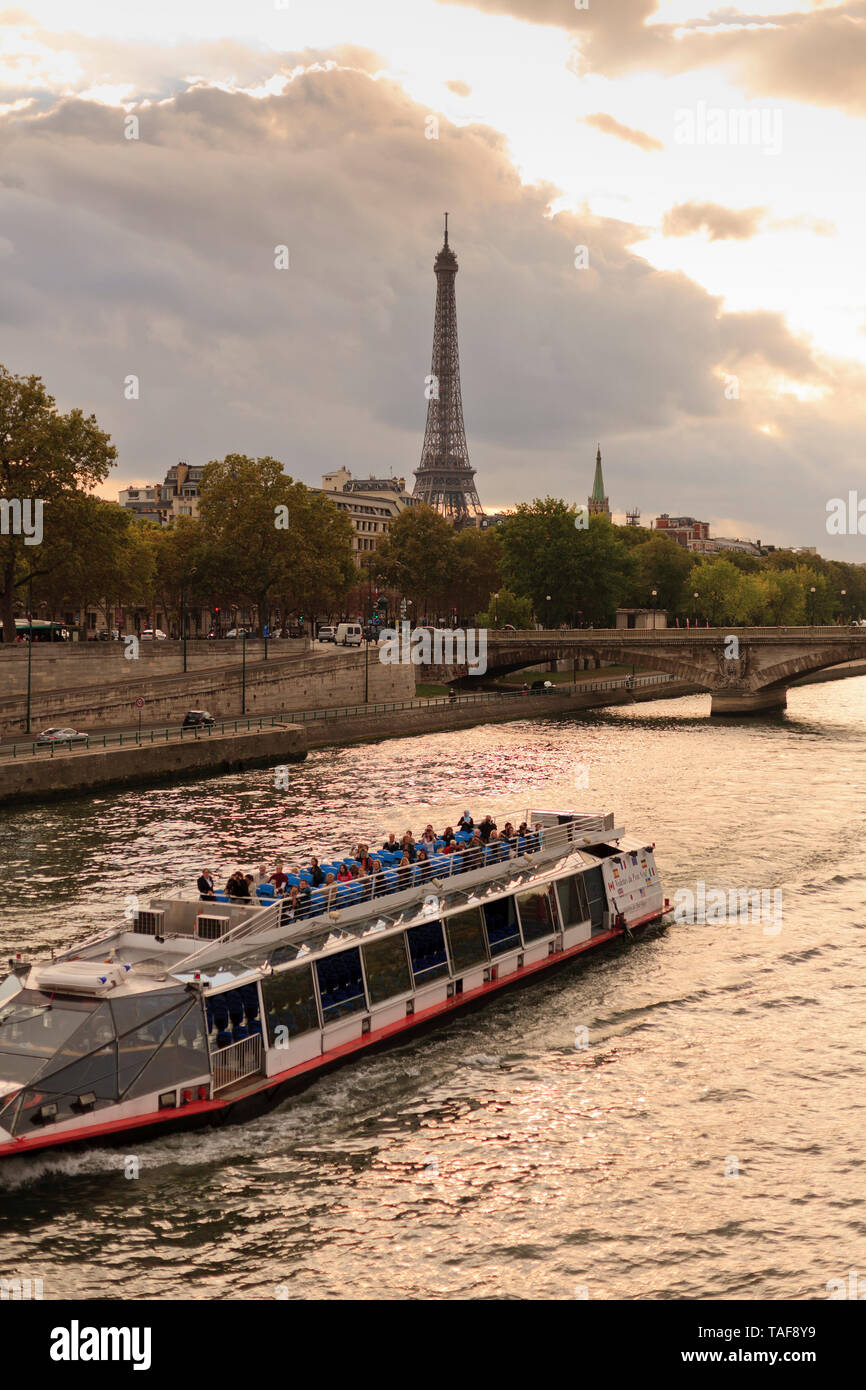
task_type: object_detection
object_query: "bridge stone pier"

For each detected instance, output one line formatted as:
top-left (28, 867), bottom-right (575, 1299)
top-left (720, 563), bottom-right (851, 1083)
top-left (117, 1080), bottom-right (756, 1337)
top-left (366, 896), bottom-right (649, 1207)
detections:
top-left (432, 627), bottom-right (866, 716)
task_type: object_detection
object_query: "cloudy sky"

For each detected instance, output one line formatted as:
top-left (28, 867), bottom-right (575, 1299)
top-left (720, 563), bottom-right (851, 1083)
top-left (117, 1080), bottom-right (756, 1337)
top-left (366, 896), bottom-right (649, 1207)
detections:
top-left (1, 0), bottom-right (864, 553)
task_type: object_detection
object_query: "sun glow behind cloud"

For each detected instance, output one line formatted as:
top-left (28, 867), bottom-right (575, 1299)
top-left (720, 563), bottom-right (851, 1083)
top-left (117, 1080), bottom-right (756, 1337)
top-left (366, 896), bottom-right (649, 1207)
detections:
top-left (3, 0), bottom-right (866, 507)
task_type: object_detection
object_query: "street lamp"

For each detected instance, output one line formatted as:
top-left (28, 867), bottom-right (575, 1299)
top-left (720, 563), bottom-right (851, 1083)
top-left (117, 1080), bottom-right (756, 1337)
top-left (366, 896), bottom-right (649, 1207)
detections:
top-left (809, 585), bottom-right (816, 626)
top-left (24, 574), bottom-right (33, 734)
top-left (840, 588), bottom-right (846, 625)
top-left (492, 592), bottom-right (499, 628)
top-left (545, 594), bottom-right (551, 629)
top-left (181, 565), bottom-right (197, 674)
top-left (651, 588), bottom-right (658, 629)
top-left (693, 591), bottom-right (699, 627)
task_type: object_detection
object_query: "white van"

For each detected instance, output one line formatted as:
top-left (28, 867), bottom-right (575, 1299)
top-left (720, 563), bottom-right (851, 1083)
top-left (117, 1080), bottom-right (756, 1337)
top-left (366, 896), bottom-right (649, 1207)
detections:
top-left (336, 622), bottom-right (363, 647)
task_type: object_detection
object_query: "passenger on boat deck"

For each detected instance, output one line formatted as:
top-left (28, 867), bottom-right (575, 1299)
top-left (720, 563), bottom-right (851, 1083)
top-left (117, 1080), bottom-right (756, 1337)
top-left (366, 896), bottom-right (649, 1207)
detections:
top-left (336, 863), bottom-right (352, 883)
top-left (269, 861), bottom-right (289, 892)
top-left (479, 814), bottom-right (497, 842)
top-left (381, 832), bottom-right (400, 854)
top-left (458, 810), bottom-right (474, 830)
top-left (397, 854), bottom-right (412, 888)
top-left (309, 856), bottom-right (325, 887)
top-left (358, 845), bottom-right (374, 872)
top-left (502, 821), bottom-right (516, 845)
top-left (251, 863), bottom-right (268, 886)
top-left (420, 824), bottom-right (436, 846)
top-left (440, 839), bottom-right (455, 854)
top-left (401, 832), bottom-right (416, 862)
top-left (197, 870), bottom-right (215, 900)
top-left (416, 847), bottom-right (433, 880)
top-left (370, 859), bottom-right (385, 892)
top-left (464, 835), bottom-right (482, 869)
top-left (441, 825), bottom-right (455, 845)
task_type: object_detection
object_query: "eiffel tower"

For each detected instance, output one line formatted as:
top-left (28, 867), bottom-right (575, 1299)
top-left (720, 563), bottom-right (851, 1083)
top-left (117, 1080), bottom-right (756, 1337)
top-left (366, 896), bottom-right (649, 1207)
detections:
top-left (413, 215), bottom-right (484, 523)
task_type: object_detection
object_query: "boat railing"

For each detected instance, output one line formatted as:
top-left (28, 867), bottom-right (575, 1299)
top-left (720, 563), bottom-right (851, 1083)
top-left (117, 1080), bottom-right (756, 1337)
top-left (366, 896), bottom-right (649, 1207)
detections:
top-left (170, 814), bottom-right (621, 970)
top-left (210, 1032), bottom-right (264, 1094)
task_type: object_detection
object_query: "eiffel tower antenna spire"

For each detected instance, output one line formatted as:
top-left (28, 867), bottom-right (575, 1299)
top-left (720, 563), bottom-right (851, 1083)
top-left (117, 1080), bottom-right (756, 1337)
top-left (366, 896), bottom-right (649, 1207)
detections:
top-left (413, 218), bottom-right (484, 523)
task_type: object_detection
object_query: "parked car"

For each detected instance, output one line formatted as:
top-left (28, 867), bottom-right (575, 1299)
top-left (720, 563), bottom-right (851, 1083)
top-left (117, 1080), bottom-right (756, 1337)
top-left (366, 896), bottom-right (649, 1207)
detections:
top-left (140, 628), bottom-right (167, 641)
top-left (182, 710), bottom-right (215, 729)
top-left (35, 727), bottom-right (89, 746)
top-left (224, 627), bottom-right (251, 639)
top-left (317, 625), bottom-right (336, 642)
top-left (336, 622), bottom-right (363, 647)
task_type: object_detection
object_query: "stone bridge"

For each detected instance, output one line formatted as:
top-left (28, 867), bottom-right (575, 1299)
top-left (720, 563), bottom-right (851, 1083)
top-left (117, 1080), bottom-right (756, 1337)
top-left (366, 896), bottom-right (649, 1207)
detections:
top-left (432, 627), bottom-right (866, 714)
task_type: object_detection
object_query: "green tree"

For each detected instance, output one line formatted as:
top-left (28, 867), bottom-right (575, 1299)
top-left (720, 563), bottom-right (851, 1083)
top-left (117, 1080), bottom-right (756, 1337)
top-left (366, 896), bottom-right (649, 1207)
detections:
top-left (367, 505), bottom-right (455, 618)
top-left (198, 454), bottom-right (353, 631)
top-left (476, 588), bottom-right (533, 628)
top-left (0, 366), bottom-right (116, 639)
top-left (629, 534), bottom-right (695, 615)
top-left (498, 498), bottom-right (636, 625)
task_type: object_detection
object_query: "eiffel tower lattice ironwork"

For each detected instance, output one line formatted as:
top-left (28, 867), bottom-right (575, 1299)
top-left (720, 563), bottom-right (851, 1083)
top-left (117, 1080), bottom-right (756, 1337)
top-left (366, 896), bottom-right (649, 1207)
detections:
top-left (413, 215), bottom-right (484, 521)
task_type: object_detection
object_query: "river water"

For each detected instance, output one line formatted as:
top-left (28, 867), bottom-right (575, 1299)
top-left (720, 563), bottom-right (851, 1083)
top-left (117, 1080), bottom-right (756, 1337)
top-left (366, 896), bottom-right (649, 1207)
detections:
top-left (1, 680), bottom-right (864, 1301)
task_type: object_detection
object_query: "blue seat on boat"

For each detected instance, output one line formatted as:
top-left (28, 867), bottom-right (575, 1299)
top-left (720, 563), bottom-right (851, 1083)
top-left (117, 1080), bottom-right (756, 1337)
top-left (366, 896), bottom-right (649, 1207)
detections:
top-left (298, 871), bottom-right (313, 885)
top-left (215, 1029), bottom-right (232, 1048)
top-left (214, 891), bottom-right (229, 902)
top-left (345, 882), bottom-right (363, 904)
top-left (285, 873), bottom-right (300, 887)
top-left (256, 882), bottom-right (275, 898)
top-left (309, 890), bottom-right (325, 915)
top-left (233, 1024), bottom-right (249, 1041)
top-left (247, 1019), bottom-right (263, 1037)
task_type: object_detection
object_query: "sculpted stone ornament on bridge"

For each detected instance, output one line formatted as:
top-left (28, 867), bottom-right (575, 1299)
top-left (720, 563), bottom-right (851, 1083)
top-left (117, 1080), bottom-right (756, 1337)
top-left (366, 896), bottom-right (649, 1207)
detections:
top-left (715, 645), bottom-right (751, 687)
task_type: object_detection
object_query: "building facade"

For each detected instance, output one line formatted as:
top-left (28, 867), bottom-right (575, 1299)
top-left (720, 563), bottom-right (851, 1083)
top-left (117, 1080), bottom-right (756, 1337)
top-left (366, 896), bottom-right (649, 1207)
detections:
top-left (119, 462), bottom-right (205, 526)
top-left (653, 514), bottom-right (711, 547)
top-left (317, 468), bottom-right (415, 564)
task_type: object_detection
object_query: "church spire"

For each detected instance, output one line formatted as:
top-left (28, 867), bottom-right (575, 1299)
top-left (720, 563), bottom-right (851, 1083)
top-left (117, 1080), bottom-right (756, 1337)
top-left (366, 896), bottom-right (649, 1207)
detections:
top-left (588, 443), bottom-right (611, 520)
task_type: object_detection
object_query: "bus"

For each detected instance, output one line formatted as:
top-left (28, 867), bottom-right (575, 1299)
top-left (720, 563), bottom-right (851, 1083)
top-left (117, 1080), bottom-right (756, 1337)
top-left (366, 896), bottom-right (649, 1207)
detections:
top-left (0, 619), bottom-right (70, 642)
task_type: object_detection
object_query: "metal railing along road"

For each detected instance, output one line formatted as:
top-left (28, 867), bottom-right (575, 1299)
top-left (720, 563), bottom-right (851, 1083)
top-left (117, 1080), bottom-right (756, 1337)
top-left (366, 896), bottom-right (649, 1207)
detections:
top-left (3, 674), bottom-right (675, 759)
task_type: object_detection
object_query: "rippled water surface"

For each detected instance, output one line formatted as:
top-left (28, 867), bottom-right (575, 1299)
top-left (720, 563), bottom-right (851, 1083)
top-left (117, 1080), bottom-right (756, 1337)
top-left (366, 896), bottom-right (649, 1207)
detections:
top-left (1, 681), bottom-right (865, 1300)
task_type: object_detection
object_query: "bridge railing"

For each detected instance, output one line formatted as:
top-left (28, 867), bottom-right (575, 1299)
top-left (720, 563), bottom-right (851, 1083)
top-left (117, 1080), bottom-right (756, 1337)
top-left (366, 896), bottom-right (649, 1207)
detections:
top-left (485, 626), bottom-right (863, 642)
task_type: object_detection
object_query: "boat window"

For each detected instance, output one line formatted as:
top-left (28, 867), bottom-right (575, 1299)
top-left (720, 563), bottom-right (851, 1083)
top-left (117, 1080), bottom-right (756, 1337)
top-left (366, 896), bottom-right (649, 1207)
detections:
top-left (582, 866), bottom-right (607, 928)
top-left (445, 908), bottom-right (489, 972)
top-left (482, 896), bottom-right (521, 957)
top-left (261, 964), bottom-right (319, 1043)
top-left (362, 934), bottom-right (411, 1005)
top-left (516, 888), bottom-right (555, 943)
top-left (34, 1003), bottom-right (116, 1078)
top-left (556, 872), bottom-right (591, 927)
top-left (315, 948), bottom-right (367, 1024)
top-left (0, 990), bottom-right (98, 1080)
top-left (14, 1044), bottom-right (119, 1132)
top-left (406, 922), bottom-right (450, 985)
top-left (110, 990), bottom-right (189, 1037)
top-left (125, 1006), bottom-right (209, 1100)
top-left (116, 999), bottom-right (199, 1097)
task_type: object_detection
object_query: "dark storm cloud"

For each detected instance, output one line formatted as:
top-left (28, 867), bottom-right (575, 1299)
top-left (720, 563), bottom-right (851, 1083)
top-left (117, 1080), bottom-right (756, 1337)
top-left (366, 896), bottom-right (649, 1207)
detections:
top-left (0, 58), bottom-right (859, 550)
top-left (663, 201), bottom-right (766, 240)
top-left (439, 0), bottom-right (866, 117)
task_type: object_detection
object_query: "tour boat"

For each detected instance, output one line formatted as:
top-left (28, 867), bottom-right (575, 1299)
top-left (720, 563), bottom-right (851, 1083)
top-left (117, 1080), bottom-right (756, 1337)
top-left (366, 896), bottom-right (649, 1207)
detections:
top-left (0, 811), bottom-right (667, 1159)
